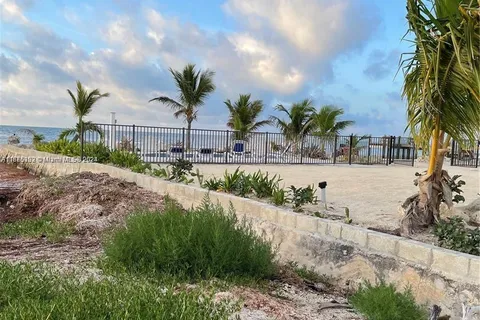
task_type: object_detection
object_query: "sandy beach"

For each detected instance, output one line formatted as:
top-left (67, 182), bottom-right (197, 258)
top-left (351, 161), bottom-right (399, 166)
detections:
top-left (194, 161), bottom-right (479, 230)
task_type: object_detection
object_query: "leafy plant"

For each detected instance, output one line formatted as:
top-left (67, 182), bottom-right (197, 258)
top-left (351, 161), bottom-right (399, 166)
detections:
top-left (443, 174), bottom-right (466, 204)
top-left (271, 188), bottom-right (287, 206)
top-left (349, 282), bottom-right (428, 320)
top-left (131, 162), bottom-right (152, 174)
top-left (221, 167), bottom-right (243, 193)
top-left (0, 215), bottom-right (74, 243)
top-left (103, 199), bottom-right (276, 281)
top-left (151, 167), bottom-right (169, 178)
top-left (36, 139), bottom-right (80, 157)
top-left (434, 217), bottom-right (480, 256)
top-left (235, 172), bottom-right (252, 197)
top-left (287, 185), bottom-right (317, 212)
top-left (344, 207), bottom-right (352, 224)
top-left (287, 261), bottom-right (332, 286)
top-left (202, 177), bottom-right (223, 191)
top-left (109, 150), bottom-right (143, 168)
top-left (83, 142), bottom-right (111, 163)
top-left (250, 171), bottom-right (281, 199)
top-left (169, 159), bottom-right (194, 182)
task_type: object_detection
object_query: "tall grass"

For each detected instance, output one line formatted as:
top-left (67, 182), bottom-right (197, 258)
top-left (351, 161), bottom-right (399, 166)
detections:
top-left (0, 215), bottom-right (73, 242)
top-left (0, 262), bottom-right (237, 319)
top-left (349, 282), bottom-right (428, 320)
top-left (103, 199), bottom-right (276, 281)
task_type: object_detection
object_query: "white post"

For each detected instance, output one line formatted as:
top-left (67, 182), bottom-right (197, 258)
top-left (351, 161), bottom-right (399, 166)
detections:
top-left (109, 112), bottom-right (116, 150)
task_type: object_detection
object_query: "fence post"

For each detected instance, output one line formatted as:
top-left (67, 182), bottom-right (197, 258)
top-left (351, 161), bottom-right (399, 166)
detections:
top-left (348, 134), bottom-right (353, 165)
top-left (80, 121), bottom-right (84, 161)
top-left (333, 135), bottom-right (338, 164)
top-left (411, 139), bottom-right (415, 167)
top-left (264, 132), bottom-right (269, 164)
top-left (475, 140), bottom-right (479, 168)
top-left (367, 136), bottom-right (371, 165)
top-left (300, 136), bottom-right (305, 164)
top-left (396, 136), bottom-right (401, 159)
top-left (386, 136), bottom-right (391, 166)
top-left (181, 128), bottom-right (185, 160)
top-left (132, 124), bottom-right (136, 153)
top-left (450, 140), bottom-right (455, 166)
top-left (225, 130), bottom-right (229, 164)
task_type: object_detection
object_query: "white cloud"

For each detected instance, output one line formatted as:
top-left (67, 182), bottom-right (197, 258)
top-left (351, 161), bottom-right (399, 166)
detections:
top-left (0, 0), bottom-right (29, 25)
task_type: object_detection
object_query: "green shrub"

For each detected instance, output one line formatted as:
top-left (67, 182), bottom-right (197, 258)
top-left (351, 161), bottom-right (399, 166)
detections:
top-left (131, 162), bottom-right (152, 174)
top-left (434, 217), bottom-right (480, 255)
top-left (109, 150), bottom-right (143, 168)
top-left (36, 139), bottom-right (80, 156)
top-left (349, 282), bottom-right (428, 320)
top-left (250, 171), bottom-right (281, 199)
top-left (287, 261), bottom-right (331, 286)
top-left (221, 167), bottom-right (243, 193)
top-left (0, 215), bottom-right (73, 242)
top-left (271, 188), bottom-right (287, 206)
top-left (287, 185), bottom-right (317, 212)
top-left (82, 142), bottom-right (111, 163)
top-left (203, 177), bottom-right (223, 191)
top-left (103, 199), bottom-right (276, 281)
top-left (168, 159), bottom-right (194, 182)
top-left (0, 262), bottom-right (238, 319)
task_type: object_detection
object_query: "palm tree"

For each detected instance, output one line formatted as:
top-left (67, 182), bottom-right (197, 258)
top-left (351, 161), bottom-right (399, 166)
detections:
top-left (18, 129), bottom-right (45, 146)
top-left (400, 0), bottom-right (480, 234)
top-left (61, 81), bottom-right (109, 146)
top-left (311, 105), bottom-right (355, 155)
top-left (149, 64), bottom-right (215, 150)
top-left (270, 99), bottom-right (315, 153)
top-left (59, 121), bottom-right (104, 142)
top-left (225, 94), bottom-right (271, 141)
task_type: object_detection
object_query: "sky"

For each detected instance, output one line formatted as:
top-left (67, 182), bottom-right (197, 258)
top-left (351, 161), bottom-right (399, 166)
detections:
top-left (0, 0), bottom-right (412, 135)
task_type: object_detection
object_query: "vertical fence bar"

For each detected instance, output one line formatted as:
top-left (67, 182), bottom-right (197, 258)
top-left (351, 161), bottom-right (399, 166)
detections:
top-left (80, 121), bottom-right (84, 161)
top-left (411, 139), bottom-right (415, 167)
top-left (181, 128), bottom-right (185, 160)
top-left (300, 136), bottom-right (305, 164)
top-left (264, 132), bottom-right (269, 164)
top-left (475, 140), bottom-right (479, 168)
top-left (450, 140), bottom-right (455, 166)
top-left (386, 136), bottom-right (390, 166)
top-left (132, 124), bottom-right (136, 153)
top-left (367, 137), bottom-right (371, 165)
top-left (348, 134), bottom-right (353, 165)
top-left (333, 135), bottom-right (338, 164)
top-left (225, 130), bottom-right (229, 164)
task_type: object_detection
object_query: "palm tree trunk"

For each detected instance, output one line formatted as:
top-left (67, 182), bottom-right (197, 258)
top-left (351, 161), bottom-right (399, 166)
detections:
top-left (186, 121), bottom-right (192, 151)
top-left (400, 128), bottom-right (451, 235)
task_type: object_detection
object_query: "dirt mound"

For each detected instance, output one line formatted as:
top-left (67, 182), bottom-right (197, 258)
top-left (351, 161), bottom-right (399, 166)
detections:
top-left (6, 172), bottom-right (165, 233)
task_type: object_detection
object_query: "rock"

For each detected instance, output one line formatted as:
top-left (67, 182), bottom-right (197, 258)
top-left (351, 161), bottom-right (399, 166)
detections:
top-left (456, 198), bottom-right (480, 226)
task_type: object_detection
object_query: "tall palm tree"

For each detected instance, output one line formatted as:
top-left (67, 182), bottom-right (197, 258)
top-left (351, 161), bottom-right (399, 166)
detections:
top-left (225, 94), bottom-right (271, 141)
top-left (311, 105), bottom-right (355, 154)
top-left (312, 105), bottom-right (355, 137)
top-left (149, 64), bottom-right (215, 150)
top-left (269, 99), bottom-right (315, 153)
top-left (60, 81), bottom-right (109, 145)
top-left (59, 121), bottom-right (104, 142)
top-left (400, 0), bottom-right (480, 234)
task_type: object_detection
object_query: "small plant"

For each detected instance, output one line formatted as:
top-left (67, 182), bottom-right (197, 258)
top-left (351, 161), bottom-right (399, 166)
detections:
top-left (193, 168), bottom-right (204, 186)
top-left (151, 167), bottom-right (169, 178)
top-left (344, 207), bottom-right (352, 224)
top-left (287, 185), bottom-right (317, 212)
top-left (250, 171), bottom-right (281, 199)
top-left (349, 282), bottom-right (428, 320)
top-left (169, 159), bottom-right (194, 182)
top-left (445, 174), bottom-right (466, 204)
top-left (271, 188), bottom-right (287, 206)
top-left (287, 261), bottom-right (332, 286)
top-left (103, 199), bottom-right (276, 281)
top-left (131, 162), bottom-right (152, 174)
top-left (434, 217), bottom-right (480, 255)
top-left (0, 215), bottom-right (74, 242)
top-left (202, 177), bottom-right (223, 191)
top-left (235, 172), bottom-right (252, 197)
top-left (109, 150), bottom-right (143, 168)
top-left (221, 167), bottom-right (243, 193)
top-left (83, 142), bottom-right (111, 163)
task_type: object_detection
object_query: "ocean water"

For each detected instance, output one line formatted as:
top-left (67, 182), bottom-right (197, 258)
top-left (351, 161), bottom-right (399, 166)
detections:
top-left (0, 125), bottom-right (64, 145)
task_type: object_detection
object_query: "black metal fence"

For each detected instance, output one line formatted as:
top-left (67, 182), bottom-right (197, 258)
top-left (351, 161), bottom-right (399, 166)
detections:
top-left (450, 139), bottom-right (480, 168)
top-left (80, 123), bottom-right (419, 166)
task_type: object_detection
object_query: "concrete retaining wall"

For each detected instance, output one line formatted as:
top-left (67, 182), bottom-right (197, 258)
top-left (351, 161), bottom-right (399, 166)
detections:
top-left (1, 145), bottom-right (479, 318)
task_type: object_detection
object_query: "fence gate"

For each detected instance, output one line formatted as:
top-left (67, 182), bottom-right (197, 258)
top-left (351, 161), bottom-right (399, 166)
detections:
top-left (450, 139), bottom-right (480, 168)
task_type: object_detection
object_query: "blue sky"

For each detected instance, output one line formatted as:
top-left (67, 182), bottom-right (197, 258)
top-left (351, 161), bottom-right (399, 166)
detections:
top-left (1, 0), bottom-right (412, 135)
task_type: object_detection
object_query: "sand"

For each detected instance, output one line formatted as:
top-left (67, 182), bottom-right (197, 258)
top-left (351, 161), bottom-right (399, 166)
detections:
top-left (194, 161), bottom-right (479, 231)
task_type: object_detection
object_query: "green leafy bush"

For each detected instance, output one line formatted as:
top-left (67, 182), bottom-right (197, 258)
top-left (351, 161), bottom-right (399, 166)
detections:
top-left (0, 215), bottom-right (73, 242)
top-left (36, 139), bottom-right (80, 157)
top-left (109, 150), bottom-right (143, 168)
top-left (221, 167), bottom-right (243, 193)
top-left (82, 143), bottom-right (111, 163)
top-left (349, 282), bottom-right (428, 320)
top-left (0, 262), bottom-right (237, 319)
top-left (103, 199), bottom-right (276, 281)
top-left (288, 185), bottom-right (317, 212)
top-left (131, 162), bottom-right (152, 174)
top-left (169, 159), bottom-right (193, 181)
top-left (434, 217), bottom-right (480, 255)
top-left (271, 188), bottom-right (287, 206)
top-left (250, 171), bottom-right (281, 199)
top-left (203, 177), bottom-right (223, 191)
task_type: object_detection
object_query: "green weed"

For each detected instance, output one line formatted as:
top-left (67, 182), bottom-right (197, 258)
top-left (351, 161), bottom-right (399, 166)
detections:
top-left (0, 215), bottom-right (73, 242)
